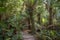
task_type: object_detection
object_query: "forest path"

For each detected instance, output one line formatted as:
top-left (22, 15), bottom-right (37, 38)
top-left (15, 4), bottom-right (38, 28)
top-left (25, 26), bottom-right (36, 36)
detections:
top-left (22, 30), bottom-right (36, 40)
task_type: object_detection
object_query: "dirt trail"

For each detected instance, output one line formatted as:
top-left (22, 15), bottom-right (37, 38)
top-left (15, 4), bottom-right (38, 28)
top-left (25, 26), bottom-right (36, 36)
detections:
top-left (22, 31), bottom-right (36, 40)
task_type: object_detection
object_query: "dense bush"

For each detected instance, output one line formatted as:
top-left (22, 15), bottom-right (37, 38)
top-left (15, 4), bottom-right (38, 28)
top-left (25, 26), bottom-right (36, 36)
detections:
top-left (36, 29), bottom-right (60, 40)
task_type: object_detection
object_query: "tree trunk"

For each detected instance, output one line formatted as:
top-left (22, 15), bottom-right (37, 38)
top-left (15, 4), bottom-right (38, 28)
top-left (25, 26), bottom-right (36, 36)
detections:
top-left (27, 17), bottom-right (31, 30)
top-left (27, 7), bottom-right (35, 33)
top-left (0, 15), bottom-right (2, 20)
top-left (45, 3), bottom-right (53, 25)
top-left (37, 13), bottom-right (41, 24)
top-left (25, 0), bottom-right (38, 34)
top-left (30, 10), bottom-right (35, 33)
top-left (48, 7), bottom-right (53, 25)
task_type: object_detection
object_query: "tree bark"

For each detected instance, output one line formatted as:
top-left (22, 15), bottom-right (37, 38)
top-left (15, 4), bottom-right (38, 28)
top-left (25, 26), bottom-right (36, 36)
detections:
top-left (25, 0), bottom-right (38, 33)
top-left (26, 7), bottom-right (35, 33)
top-left (27, 17), bottom-right (31, 30)
top-left (45, 3), bottom-right (53, 25)
top-left (48, 7), bottom-right (53, 25)
top-left (37, 13), bottom-right (41, 24)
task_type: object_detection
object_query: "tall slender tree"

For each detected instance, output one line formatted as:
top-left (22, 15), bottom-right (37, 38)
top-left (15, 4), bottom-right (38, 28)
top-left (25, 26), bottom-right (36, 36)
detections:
top-left (45, 0), bottom-right (56, 25)
top-left (24, 0), bottom-right (38, 33)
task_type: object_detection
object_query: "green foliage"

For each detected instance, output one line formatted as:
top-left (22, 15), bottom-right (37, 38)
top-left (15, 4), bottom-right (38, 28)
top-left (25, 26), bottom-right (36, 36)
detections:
top-left (0, 0), bottom-right (60, 40)
top-left (37, 29), bottom-right (60, 40)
